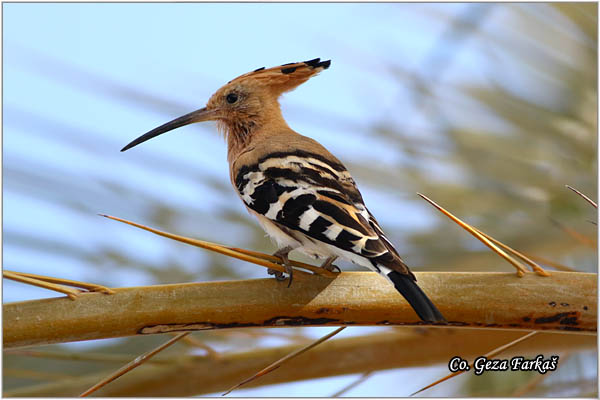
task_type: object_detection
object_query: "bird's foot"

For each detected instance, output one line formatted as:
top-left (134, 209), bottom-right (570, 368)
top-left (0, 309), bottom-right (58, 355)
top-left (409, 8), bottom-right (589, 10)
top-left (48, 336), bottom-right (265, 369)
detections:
top-left (325, 264), bottom-right (341, 273)
top-left (267, 268), bottom-right (287, 281)
top-left (272, 247), bottom-right (294, 288)
top-left (320, 256), bottom-right (341, 273)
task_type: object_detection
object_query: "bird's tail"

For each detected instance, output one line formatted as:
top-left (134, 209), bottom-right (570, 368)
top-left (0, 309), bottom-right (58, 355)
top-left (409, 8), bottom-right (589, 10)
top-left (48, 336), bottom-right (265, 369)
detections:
top-left (386, 270), bottom-right (446, 323)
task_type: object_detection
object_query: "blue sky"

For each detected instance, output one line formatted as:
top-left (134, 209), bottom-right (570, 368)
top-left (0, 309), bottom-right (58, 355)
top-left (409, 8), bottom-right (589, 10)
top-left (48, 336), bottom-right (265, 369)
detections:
top-left (5, 2), bottom-right (589, 397)
top-left (4, 2), bottom-right (470, 292)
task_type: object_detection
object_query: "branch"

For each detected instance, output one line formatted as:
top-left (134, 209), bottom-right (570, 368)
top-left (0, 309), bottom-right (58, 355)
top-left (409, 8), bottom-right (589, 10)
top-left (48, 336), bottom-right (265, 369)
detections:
top-left (4, 271), bottom-right (596, 349)
top-left (6, 328), bottom-right (595, 397)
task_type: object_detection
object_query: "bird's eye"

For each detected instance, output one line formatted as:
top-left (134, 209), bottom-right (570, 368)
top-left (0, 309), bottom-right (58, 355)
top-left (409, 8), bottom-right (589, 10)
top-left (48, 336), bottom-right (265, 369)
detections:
top-left (226, 93), bottom-right (238, 104)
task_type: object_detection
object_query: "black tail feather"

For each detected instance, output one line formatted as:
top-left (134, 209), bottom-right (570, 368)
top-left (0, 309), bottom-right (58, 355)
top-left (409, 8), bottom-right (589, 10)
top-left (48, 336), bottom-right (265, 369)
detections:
top-left (387, 271), bottom-right (446, 323)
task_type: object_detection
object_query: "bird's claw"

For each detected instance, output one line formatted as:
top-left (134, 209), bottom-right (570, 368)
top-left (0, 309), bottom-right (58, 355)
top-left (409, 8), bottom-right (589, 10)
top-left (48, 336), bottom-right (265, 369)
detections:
top-left (270, 246), bottom-right (294, 287)
top-left (326, 264), bottom-right (341, 273)
top-left (267, 268), bottom-right (287, 281)
top-left (319, 256), bottom-right (341, 274)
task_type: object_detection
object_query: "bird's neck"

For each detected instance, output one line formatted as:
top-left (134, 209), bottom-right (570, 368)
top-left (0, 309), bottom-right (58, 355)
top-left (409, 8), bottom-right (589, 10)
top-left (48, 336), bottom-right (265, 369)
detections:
top-left (224, 106), bottom-right (293, 163)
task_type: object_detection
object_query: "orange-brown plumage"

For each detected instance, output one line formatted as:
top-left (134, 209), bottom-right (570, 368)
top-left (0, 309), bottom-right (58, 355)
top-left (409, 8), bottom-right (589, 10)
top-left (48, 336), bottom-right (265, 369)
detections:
top-left (121, 58), bottom-right (445, 323)
top-left (205, 59), bottom-right (331, 163)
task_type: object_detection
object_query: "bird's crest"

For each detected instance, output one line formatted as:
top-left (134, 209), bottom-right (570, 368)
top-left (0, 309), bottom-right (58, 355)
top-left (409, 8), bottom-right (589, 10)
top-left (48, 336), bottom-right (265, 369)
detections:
top-left (227, 58), bottom-right (331, 96)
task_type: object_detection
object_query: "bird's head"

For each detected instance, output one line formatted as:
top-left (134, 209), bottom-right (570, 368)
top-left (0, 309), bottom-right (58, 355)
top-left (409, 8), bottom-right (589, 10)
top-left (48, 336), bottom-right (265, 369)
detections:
top-left (121, 58), bottom-right (330, 152)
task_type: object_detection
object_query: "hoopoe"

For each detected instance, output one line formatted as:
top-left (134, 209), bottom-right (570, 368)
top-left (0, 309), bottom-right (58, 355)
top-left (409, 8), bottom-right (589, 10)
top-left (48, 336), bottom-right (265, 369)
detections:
top-left (122, 58), bottom-right (446, 323)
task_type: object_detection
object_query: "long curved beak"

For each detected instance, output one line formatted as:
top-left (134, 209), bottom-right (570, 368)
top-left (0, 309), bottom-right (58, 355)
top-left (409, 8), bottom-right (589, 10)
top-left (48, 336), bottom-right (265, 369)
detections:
top-left (121, 107), bottom-right (218, 152)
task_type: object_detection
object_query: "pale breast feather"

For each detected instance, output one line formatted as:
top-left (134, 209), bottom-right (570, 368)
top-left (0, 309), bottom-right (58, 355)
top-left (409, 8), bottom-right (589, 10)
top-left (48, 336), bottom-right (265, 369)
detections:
top-left (234, 151), bottom-right (390, 258)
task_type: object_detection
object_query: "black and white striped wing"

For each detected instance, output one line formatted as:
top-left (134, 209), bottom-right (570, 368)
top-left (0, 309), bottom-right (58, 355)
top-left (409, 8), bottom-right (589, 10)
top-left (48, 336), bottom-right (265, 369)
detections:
top-left (234, 150), bottom-right (390, 259)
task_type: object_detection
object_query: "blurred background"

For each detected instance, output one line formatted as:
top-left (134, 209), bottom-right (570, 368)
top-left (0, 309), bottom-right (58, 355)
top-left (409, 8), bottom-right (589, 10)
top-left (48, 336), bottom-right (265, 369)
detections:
top-left (3, 2), bottom-right (597, 397)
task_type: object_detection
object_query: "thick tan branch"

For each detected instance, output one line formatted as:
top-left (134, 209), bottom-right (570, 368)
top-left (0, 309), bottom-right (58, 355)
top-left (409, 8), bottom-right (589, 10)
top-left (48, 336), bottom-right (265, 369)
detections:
top-left (4, 272), bottom-right (596, 349)
top-left (5, 328), bottom-right (595, 397)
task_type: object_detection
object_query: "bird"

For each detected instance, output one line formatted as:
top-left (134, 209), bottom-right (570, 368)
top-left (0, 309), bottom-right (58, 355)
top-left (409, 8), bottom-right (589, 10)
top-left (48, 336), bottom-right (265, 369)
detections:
top-left (121, 58), bottom-right (446, 323)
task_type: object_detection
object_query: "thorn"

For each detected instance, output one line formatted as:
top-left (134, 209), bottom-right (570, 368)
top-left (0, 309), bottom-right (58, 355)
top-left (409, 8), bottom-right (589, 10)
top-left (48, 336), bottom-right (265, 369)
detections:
top-left (100, 215), bottom-right (334, 278)
top-left (80, 332), bottom-right (190, 396)
top-left (222, 327), bottom-right (345, 396)
top-left (411, 331), bottom-right (538, 396)
top-left (417, 193), bottom-right (533, 276)
top-left (565, 185), bottom-right (598, 208)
